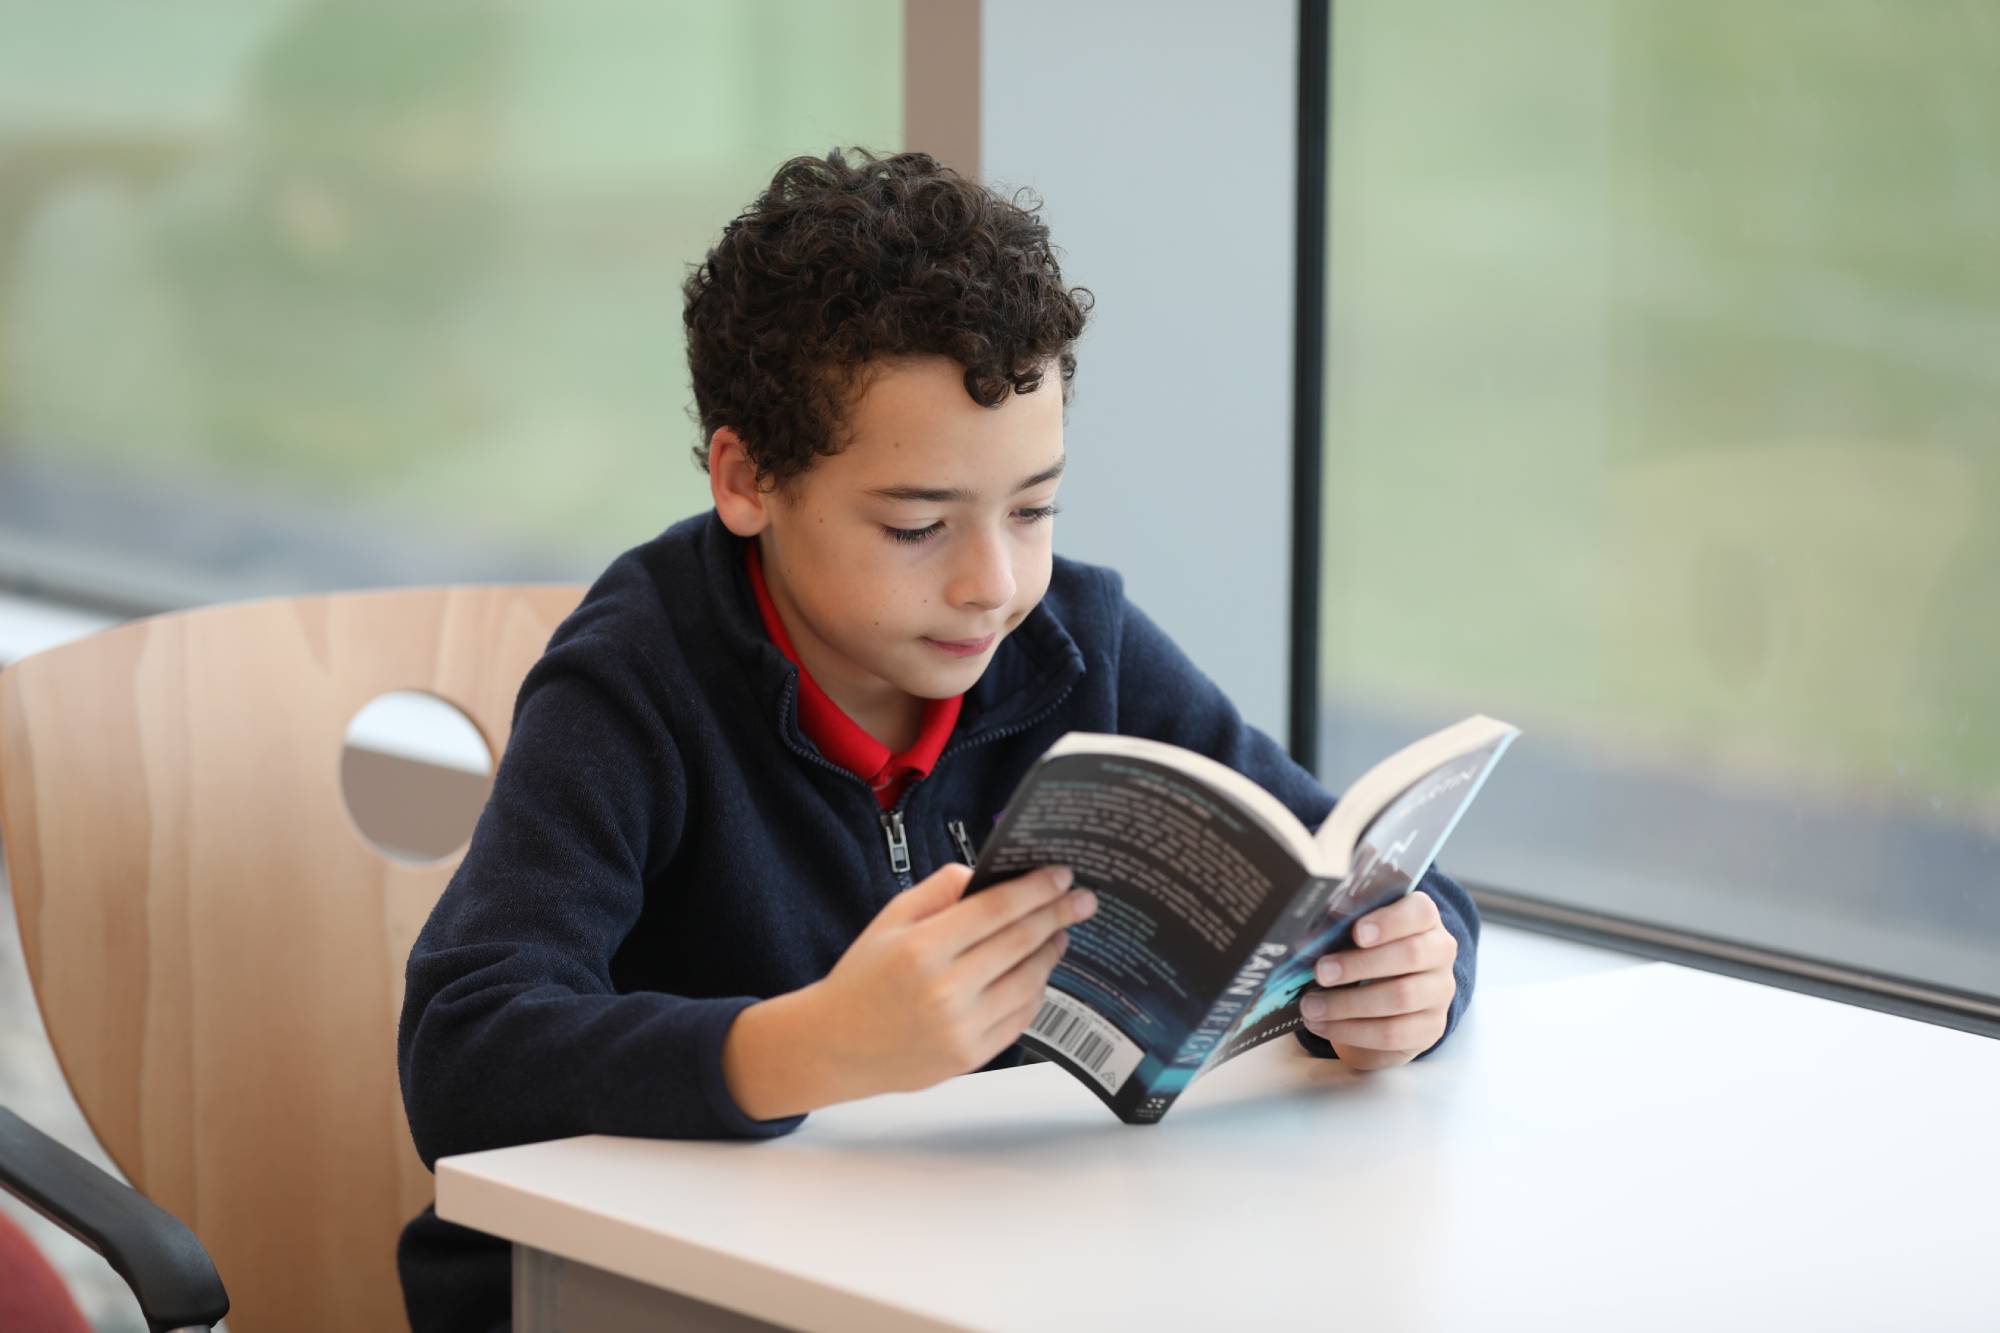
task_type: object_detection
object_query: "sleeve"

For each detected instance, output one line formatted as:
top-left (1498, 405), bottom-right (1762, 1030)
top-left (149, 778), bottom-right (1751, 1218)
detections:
top-left (1106, 581), bottom-right (1478, 1059)
top-left (397, 631), bottom-right (802, 1170)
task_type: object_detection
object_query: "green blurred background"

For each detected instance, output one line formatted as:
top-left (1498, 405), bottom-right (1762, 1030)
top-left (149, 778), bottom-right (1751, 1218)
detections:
top-left (4, 6), bottom-right (1990, 1322)
top-left (1322, 0), bottom-right (1997, 834)
top-left (0, 0), bottom-right (900, 567)
top-left (0, 0), bottom-right (1993, 969)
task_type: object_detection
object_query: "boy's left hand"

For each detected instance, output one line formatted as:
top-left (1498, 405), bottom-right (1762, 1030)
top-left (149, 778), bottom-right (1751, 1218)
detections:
top-left (1298, 890), bottom-right (1456, 1071)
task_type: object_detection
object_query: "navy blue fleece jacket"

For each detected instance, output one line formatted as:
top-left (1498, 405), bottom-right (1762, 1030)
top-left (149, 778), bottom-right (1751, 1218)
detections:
top-left (395, 509), bottom-right (1478, 1331)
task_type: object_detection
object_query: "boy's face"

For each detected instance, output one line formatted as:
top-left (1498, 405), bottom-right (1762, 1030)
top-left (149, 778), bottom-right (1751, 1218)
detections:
top-left (712, 356), bottom-right (1067, 741)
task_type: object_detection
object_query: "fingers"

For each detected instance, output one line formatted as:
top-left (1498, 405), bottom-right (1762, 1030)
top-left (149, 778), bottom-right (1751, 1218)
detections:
top-left (976, 930), bottom-right (1071, 1034)
top-left (955, 882), bottom-right (1096, 991)
top-left (975, 987), bottom-right (1050, 1063)
top-left (925, 864), bottom-right (1083, 955)
top-left (879, 862), bottom-right (973, 926)
top-left (1348, 889), bottom-right (1443, 950)
top-left (1302, 1010), bottom-right (1445, 1053)
top-left (1327, 1044), bottom-right (1418, 1072)
top-left (1298, 900), bottom-right (1456, 1061)
top-left (1299, 968), bottom-right (1453, 1022)
top-left (972, 924), bottom-right (1080, 1048)
top-left (1313, 922), bottom-right (1456, 986)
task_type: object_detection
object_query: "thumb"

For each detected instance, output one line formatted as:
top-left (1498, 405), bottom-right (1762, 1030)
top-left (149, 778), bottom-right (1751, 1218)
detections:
top-left (879, 862), bottom-right (973, 925)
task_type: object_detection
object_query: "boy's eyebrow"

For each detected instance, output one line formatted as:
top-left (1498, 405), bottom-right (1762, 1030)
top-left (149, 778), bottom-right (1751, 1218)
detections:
top-left (866, 455), bottom-right (1067, 504)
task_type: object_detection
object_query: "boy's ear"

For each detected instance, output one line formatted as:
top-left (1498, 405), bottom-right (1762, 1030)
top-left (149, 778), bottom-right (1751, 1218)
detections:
top-left (708, 427), bottom-right (771, 537)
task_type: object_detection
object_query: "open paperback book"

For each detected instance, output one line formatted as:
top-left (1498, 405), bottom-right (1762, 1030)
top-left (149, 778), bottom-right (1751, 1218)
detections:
top-left (965, 714), bottom-right (1518, 1123)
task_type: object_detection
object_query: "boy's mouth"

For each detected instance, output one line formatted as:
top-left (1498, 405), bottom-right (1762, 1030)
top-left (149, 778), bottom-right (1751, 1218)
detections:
top-left (922, 633), bottom-right (997, 658)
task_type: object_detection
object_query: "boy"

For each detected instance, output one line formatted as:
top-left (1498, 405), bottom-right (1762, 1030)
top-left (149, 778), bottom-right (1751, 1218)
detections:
top-left (396, 148), bottom-right (1477, 1331)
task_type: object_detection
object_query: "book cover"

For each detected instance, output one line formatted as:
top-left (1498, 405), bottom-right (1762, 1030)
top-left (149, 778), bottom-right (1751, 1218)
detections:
top-left (965, 717), bottom-right (1518, 1122)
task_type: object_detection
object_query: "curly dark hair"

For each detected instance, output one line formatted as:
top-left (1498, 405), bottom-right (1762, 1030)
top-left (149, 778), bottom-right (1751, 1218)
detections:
top-left (683, 148), bottom-right (1093, 486)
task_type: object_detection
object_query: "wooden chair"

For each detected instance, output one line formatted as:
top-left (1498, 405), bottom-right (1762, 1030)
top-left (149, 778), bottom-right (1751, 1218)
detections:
top-left (0, 585), bottom-right (582, 1332)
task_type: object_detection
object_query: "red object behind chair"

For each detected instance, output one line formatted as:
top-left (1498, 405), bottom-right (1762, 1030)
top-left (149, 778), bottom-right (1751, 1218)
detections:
top-left (0, 1207), bottom-right (92, 1333)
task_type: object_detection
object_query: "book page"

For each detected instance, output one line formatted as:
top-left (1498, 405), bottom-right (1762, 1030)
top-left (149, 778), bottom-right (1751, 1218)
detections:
top-left (1045, 732), bottom-right (1320, 867)
top-left (1312, 715), bottom-right (1519, 877)
top-left (1202, 724), bottom-right (1518, 1068)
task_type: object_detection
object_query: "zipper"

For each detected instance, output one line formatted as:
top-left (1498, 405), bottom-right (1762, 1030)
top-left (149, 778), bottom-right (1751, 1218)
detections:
top-left (880, 809), bottom-right (912, 876)
top-left (946, 818), bottom-right (978, 867)
top-left (919, 677), bottom-right (1076, 879)
top-left (773, 669), bottom-right (1078, 884)
top-left (928, 679), bottom-right (1077, 877)
top-left (774, 675), bottom-right (911, 882)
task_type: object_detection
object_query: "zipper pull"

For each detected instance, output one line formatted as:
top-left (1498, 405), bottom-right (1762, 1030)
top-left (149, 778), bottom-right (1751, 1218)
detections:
top-left (947, 818), bottom-right (978, 867)
top-left (880, 810), bottom-right (912, 876)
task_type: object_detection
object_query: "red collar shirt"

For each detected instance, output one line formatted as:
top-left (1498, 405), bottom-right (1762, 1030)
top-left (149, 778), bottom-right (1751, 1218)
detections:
top-left (745, 541), bottom-right (961, 810)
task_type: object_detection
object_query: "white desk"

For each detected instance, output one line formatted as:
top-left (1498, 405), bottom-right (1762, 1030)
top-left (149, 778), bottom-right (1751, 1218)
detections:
top-left (439, 952), bottom-right (2000, 1332)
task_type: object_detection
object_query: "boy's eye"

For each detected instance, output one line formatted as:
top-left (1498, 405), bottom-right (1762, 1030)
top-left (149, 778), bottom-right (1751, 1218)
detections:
top-left (880, 504), bottom-right (1061, 546)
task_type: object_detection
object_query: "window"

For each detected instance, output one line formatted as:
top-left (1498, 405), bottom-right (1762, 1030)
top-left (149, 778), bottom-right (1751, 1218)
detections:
top-left (1319, 1), bottom-right (1998, 1001)
top-left (0, 0), bottom-right (901, 609)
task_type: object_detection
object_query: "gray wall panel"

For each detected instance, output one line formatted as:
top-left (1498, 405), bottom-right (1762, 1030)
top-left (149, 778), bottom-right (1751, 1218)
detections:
top-left (981, 0), bottom-right (1298, 741)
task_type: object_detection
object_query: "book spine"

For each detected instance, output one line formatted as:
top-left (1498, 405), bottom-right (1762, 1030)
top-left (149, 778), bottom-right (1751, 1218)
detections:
top-left (1160, 871), bottom-right (1321, 1081)
top-left (1202, 872), bottom-right (1365, 1074)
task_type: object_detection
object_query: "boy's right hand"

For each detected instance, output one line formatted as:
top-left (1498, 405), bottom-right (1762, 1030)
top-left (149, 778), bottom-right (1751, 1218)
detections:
top-left (809, 863), bottom-right (1098, 1097)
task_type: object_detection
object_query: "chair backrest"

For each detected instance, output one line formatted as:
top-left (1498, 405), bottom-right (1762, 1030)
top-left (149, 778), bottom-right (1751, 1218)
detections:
top-left (0, 585), bottom-right (583, 1332)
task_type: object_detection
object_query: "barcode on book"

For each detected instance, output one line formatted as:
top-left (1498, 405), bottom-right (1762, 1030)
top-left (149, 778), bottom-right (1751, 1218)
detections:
top-left (1026, 987), bottom-right (1143, 1094)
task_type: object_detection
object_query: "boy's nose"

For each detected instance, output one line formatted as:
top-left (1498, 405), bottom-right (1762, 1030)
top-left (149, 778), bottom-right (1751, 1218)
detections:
top-left (947, 532), bottom-right (1016, 611)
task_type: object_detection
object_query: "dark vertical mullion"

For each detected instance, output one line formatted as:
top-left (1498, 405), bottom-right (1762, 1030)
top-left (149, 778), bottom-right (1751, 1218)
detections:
top-left (1288, 0), bottom-right (1332, 770)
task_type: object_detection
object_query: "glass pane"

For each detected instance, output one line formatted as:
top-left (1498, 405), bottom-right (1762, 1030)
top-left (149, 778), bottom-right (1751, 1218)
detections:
top-left (0, 0), bottom-right (901, 606)
top-left (1321, 1), bottom-right (1998, 997)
